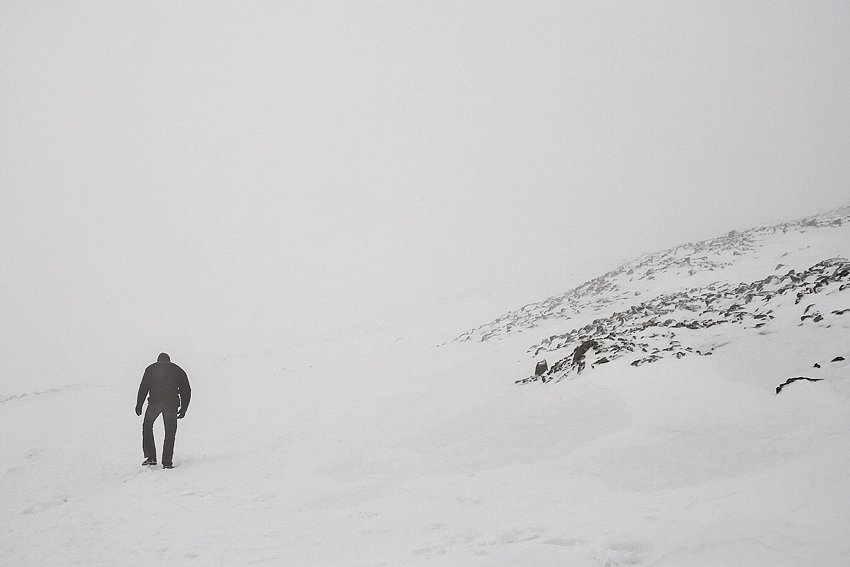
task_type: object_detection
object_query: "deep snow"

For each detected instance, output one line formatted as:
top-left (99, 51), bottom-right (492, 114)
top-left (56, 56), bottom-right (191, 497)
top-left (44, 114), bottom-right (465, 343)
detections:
top-left (2, 209), bottom-right (849, 566)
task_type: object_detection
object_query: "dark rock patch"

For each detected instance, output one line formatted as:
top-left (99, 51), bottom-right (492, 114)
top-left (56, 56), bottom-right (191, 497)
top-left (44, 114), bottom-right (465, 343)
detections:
top-left (535, 360), bottom-right (548, 376)
top-left (776, 376), bottom-right (823, 394)
top-left (517, 257), bottom-right (850, 384)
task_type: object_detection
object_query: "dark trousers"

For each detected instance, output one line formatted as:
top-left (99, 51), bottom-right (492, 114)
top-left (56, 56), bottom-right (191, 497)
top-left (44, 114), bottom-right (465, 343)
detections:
top-left (142, 403), bottom-right (178, 465)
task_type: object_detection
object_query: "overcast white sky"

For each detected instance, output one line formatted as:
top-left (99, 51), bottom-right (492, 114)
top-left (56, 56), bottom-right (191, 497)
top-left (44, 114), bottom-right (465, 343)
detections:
top-left (2, 1), bottom-right (849, 390)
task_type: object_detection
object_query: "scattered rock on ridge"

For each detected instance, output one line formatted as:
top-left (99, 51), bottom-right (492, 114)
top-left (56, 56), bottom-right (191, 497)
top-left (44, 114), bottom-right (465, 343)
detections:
top-left (518, 258), bottom-right (850, 384)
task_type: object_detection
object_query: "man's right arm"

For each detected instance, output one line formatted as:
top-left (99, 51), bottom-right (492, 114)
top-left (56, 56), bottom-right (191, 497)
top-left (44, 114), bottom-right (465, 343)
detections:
top-left (136, 370), bottom-right (150, 415)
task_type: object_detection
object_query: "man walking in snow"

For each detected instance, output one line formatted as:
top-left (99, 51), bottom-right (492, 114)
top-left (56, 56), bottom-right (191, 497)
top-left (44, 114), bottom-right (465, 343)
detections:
top-left (136, 353), bottom-right (191, 469)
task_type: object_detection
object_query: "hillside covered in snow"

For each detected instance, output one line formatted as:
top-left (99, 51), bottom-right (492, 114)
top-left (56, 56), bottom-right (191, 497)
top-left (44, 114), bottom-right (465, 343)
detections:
top-left (459, 207), bottom-right (850, 392)
top-left (2, 207), bottom-right (849, 566)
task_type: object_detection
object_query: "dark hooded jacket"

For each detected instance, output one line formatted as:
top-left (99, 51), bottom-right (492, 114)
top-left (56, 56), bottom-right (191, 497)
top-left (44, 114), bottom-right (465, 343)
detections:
top-left (136, 353), bottom-right (191, 411)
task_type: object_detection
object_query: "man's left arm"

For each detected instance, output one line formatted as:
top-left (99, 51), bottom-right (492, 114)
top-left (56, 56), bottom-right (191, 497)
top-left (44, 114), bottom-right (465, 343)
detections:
top-left (177, 370), bottom-right (191, 418)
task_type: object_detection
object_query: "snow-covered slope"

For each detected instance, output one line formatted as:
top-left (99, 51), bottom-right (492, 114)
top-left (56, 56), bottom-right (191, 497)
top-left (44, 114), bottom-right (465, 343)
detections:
top-left (458, 207), bottom-right (850, 389)
top-left (2, 208), bottom-right (849, 566)
top-left (458, 207), bottom-right (850, 341)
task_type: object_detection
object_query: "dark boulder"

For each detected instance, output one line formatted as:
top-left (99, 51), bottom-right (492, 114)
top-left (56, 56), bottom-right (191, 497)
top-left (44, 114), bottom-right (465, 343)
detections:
top-left (572, 340), bottom-right (598, 373)
top-left (535, 360), bottom-right (549, 376)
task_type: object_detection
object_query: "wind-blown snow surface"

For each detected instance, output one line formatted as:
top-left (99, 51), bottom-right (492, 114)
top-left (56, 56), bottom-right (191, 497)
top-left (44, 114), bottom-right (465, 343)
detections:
top-left (3, 209), bottom-right (850, 566)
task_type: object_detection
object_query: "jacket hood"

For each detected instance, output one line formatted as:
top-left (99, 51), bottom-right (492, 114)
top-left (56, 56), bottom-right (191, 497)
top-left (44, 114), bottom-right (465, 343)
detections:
top-left (157, 353), bottom-right (171, 363)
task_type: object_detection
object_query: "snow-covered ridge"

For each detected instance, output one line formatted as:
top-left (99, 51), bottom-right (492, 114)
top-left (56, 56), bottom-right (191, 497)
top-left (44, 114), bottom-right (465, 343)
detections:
top-left (453, 206), bottom-right (850, 387)
top-left (455, 205), bottom-right (850, 345)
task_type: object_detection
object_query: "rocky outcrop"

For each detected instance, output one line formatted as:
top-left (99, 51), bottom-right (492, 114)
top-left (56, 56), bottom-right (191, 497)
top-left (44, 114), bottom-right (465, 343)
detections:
top-left (534, 360), bottom-right (548, 376)
top-left (518, 258), bottom-right (850, 384)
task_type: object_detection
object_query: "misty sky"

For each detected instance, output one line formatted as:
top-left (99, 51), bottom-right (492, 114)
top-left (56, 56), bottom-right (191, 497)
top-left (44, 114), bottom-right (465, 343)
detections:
top-left (2, 2), bottom-right (849, 390)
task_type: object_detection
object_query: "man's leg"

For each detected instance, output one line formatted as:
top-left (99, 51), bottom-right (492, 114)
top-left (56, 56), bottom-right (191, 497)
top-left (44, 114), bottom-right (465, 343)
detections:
top-left (161, 408), bottom-right (178, 466)
top-left (142, 404), bottom-right (161, 462)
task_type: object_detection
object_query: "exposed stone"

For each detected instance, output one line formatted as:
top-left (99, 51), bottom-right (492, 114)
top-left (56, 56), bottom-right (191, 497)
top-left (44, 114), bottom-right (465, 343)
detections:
top-left (776, 376), bottom-right (823, 394)
top-left (519, 257), bottom-right (850, 383)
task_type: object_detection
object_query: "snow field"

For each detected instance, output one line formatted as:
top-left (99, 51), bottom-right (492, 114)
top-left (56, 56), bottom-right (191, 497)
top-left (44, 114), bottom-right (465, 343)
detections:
top-left (2, 212), bottom-right (849, 565)
top-left (3, 313), bottom-right (849, 566)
